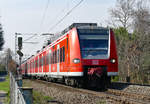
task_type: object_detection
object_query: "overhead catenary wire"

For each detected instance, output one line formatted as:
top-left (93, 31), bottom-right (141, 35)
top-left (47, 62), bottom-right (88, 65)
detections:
top-left (23, 34), bottom-right (38, 42)
top-left (44, 0), bottom-right (70, 32)
top-left (23, 0), bottom-right (50, 42)
top-left (39, 0), bottom-right (50, 33)
top-left (48, 0), bottom-right (84, 32)
top-left (22, 0), bottom-right (84, 44)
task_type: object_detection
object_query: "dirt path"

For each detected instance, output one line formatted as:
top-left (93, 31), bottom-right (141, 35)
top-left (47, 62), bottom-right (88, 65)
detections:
top-left (0, 91), bottom-right (7, 104)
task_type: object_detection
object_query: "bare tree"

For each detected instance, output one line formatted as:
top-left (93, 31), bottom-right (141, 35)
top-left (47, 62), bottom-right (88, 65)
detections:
top-left (0, 23), bottom-right (4, 50)
top-left (4, 48), bottom-right (17, 74)
top-left (111, 0), bottom-right (150, 83)
top-left (132, 0), bottom-right (150, 35)
top-left (108, 0), bottom-right (135, 30)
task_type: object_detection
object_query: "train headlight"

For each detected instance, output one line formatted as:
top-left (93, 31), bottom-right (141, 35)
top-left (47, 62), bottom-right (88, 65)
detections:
top-left (73, 58), bottom-right (80, 64)
top-left (110, 59), bottom-right (116, 63)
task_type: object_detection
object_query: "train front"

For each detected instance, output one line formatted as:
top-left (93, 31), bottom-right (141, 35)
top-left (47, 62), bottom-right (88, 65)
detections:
top-left (77, 26), bottom-right (118, 88)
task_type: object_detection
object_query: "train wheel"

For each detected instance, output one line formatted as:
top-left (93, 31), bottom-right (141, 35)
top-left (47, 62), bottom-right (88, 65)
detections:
top-left (52, 78), bottom-right (57, 82)
top-left (65, 78), bottom-right (69, 86)
top-left (64, 78), bottom-right (75, 86)
top-left (106, 76), bottom-right (111, 87)
top-left (48, 77), bottom-right (52, 82)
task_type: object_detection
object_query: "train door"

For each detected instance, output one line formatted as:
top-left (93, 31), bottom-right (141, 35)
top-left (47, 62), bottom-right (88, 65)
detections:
top-left (57, 45), bottom-right (60, 75)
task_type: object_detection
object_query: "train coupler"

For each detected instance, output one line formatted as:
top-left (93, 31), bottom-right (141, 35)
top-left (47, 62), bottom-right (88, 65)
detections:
top-left (87, 67), bottom-right (103, 77)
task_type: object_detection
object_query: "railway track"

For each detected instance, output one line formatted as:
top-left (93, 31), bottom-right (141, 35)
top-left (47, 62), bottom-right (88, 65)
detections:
top-left (106, 89), bottom-right (150, 104)
top-left (29, 79), bottom-right (150, 104)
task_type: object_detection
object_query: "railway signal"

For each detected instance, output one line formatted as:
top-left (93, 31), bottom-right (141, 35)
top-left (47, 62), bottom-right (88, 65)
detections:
top-left (17, 50), bottom-right (23, 57)
top-left (18, 37), bottom-right (22, 50)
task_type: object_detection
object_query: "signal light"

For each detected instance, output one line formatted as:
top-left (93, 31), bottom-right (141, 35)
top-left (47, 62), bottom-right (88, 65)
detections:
top-left (18, 37), bottom-right (22, 50)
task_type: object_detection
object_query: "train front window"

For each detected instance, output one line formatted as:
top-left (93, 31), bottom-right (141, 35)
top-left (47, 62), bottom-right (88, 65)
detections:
top-left (78, 28), bottom-right (109, 59)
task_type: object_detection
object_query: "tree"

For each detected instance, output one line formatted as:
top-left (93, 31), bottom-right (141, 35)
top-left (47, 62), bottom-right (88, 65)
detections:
top-left (108, 0), bottom-right (135, 30)
top-left (4, 48), bottom-right (17, 74)
top-left (110, 0), bottom-right (150, 84)
top-left (131, 0), bottom-right (150, 84)
top-left (132, 0), bottom-right (150, 35)
top-left (0, 23), bottom-right (4, 50)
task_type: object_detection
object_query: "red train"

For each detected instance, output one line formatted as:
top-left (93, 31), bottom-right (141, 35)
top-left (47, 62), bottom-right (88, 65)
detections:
top-left (21, 23), bottom-right (118, 88)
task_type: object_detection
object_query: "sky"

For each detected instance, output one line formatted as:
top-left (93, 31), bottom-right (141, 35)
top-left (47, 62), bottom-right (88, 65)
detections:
top-left (0, 0), bottom-right (116, 60)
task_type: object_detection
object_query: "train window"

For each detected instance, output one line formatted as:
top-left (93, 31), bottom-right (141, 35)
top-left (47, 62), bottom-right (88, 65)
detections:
top-left (54, 51), bottom-right (56, 63)
top-left (57, 49), bottom-right (60, 63)
top-left (55, 50), bottom-right (57, 63)
top-left (42, 56), bottom-right (43, 66)
top-left (63, 47), bottom-right (65, 62)
top-left (40, 57), bottom-right (41, 67)
top-left (55, 51), bottom-right (56, 63)
top-left (60, 48), bottom-right (62, 62)
top-left (54, 51), bottom-right (55, 63)
top-left (53, 51), bottom-right (55, 64)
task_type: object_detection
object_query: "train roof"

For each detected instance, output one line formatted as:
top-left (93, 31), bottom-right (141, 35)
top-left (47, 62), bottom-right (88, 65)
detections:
top-left (50, 23), bottom-right (108, 43)
top-left (61, 23), bottom-right (97, 34)
top-left (23, 23), bottom-right (109, 63)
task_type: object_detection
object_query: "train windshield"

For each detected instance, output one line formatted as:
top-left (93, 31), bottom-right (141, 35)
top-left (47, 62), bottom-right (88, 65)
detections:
top-left (78, 28), bottom-right (109, 59)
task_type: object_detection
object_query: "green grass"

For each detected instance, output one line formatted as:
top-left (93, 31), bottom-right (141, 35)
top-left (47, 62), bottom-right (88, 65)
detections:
top-left (33, 90), bottom-right (53, 104)
top-left (0, 75), bottom-right (10, 104)
top-left (111, 76), bottom-right (119, 82)
top-left (23, 80), bottom-right (53, 104)
top-left (0, 75), bottom-right (10, 92)
top-left (97, 100), bottom-right (106, 104)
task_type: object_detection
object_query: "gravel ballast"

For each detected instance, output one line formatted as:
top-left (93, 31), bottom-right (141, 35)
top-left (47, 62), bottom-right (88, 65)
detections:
top-left (123, 85), bottom-right (150, 96)
top-left (23, 80), bottom-right (111, 104)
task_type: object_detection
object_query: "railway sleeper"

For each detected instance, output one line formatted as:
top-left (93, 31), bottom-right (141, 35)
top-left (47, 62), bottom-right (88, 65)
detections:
top-left (107, 89), bottom-right (150, 102)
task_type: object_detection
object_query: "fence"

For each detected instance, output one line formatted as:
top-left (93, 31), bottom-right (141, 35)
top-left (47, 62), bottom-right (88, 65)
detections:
top-left (10, 73), bottom-right (33, 104)
top-left (0, 71), bottom-right (7, 76)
